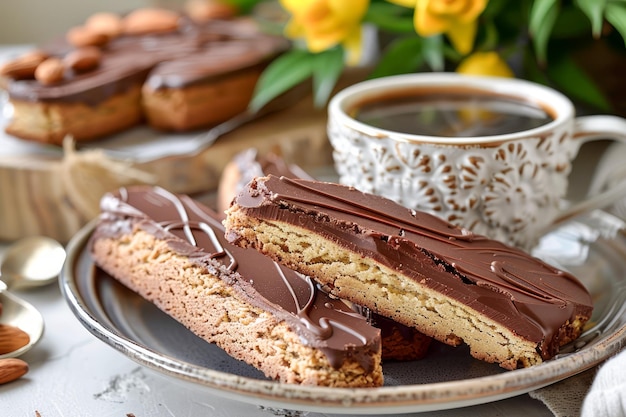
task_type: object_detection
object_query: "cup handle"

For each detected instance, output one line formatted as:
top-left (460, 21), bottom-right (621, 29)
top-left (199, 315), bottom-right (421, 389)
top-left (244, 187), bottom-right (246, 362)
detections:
top-left (550, 115), bottom-right (626, 228)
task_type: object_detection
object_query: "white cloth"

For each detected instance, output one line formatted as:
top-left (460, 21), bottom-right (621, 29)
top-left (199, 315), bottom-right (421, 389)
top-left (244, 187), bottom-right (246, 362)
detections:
top-left (581, 350), bottom-right (626, 417)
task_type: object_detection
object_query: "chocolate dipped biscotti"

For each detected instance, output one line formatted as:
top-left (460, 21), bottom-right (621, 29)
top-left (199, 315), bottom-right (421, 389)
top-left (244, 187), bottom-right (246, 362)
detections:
top-left (218, 149), bottom-right (433, 361)
top-left (89, 185), bottom-right (382, 387)
top-left (223, 175), bottom-right (594, 370)
top-left (0, 9), bottom-right (287, 144)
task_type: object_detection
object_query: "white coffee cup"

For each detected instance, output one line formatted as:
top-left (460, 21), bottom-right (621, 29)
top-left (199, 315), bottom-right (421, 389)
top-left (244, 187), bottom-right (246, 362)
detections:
top-left (327, 73), bottom-right (626, 249)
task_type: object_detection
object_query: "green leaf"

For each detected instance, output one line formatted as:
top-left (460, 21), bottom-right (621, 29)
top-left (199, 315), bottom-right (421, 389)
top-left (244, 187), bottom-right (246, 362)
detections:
top-left (529, 0), bottom-right (560, 64)
top-left (547, 54), bottom-right (613, 111)
top-left (249, 49), bottom-right (315, 112)
top-left (575, 0), bottom-right (607, 37)
top-left (422, 35), bottom-right (445, 71)
top-left (312, 48), bottom-right (345, 108)
top-left (606, 1), bottom-right (626, 46)
top-left (369, 36), bottom-right (424, 79)
top-left (364, 2), bottom-right (415, 34)
top-left (479, 20), bottom-right (500, 51)
top-left (550, 7), bottom-right (592, 38)
top-left (529, 0), bottom-right (559, 33)
top-left (482, 0), bottom-right (510, 19)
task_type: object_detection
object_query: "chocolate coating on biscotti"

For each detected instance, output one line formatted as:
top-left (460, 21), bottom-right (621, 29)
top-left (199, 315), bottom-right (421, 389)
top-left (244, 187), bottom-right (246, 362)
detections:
top-left (6, 17), bottom-right (287, 104)
top-left (225, 175), bottom-right (593, 364)
top-left (217, 150), bottom-right (433, 361)
top-left (91, 185), bottom-right (380, 372)
top-left (217, 149), bottom-right (313, 214)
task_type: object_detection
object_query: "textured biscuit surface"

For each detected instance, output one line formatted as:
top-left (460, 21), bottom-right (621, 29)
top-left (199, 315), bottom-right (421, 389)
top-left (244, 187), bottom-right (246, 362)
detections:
top-left (6, 88), bottom-right (143, 145)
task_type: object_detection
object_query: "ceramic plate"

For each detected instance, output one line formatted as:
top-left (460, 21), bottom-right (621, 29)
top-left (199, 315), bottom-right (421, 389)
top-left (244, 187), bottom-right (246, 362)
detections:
top-left (60, 210), bottom-right (626, 414)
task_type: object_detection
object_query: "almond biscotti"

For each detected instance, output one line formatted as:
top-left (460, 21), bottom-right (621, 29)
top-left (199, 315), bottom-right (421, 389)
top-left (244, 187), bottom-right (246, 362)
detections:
top-left (1, 10), bottom-right (287, 145)
top-left (89, 185), bottom-right (382, 387)
top-left (217, 149), bottom-right (433, 361)
top-left (223, 175), bottom-right (594, 370)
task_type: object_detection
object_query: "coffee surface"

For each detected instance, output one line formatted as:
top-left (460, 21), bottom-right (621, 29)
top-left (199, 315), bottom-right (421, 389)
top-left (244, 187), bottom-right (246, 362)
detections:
top-left (353, 92), bottom-right (553, 137)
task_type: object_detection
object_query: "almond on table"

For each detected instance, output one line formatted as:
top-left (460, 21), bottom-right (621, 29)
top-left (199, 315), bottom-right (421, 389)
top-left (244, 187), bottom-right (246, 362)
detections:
top-left (0, 358), bottom-right (29, 385)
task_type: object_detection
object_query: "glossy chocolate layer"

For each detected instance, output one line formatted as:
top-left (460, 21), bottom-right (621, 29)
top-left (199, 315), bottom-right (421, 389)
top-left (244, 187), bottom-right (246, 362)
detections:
top-left (92, 185), bottom-right (380, 371)
top-left (228, 149), bottom-right (313, 206)
top-left (224, 150), bottom-right (430, 357)
top-left (229, 175), bottom-right (594, 360)
top-left (7, 17), bottom-right (287, 104)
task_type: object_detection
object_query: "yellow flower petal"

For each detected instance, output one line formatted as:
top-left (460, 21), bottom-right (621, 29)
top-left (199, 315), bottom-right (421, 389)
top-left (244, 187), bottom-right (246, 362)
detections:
top-left (342, 26), bottom-right (364, 65)
top-left (455, 0), bottom-right (488, 22)
top-left (457, 51), bottom-right (514, 78)
top-left (414, 0), bottom-right (487, 53)
top-left (414, 1), bottom-right (449, 36)
top-left (306, 30), bottom-right (344, 52)
top-left (279, 0), bottom-right (368, 58)
top-left (284, 18), bottom-right (305, 39)
top-left (445, 19), bottom-right (477, 55)
top-left (429, 0), bottom-right (466, 15)
top-left (280, 0), bottom-right (302, 13)
top-left (329, 0), bottom-right (369, 20)
top-left (304, 0), bottom-right (332, 25)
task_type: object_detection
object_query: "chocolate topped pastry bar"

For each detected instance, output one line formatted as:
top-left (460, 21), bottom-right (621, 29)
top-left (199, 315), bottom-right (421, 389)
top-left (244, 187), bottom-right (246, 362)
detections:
top-left (90, 185), bottom-right (382, 387)
top-left (217, 149), bottom-right (432, 361)
top-left (1, 9), bottom-right (288, 144)
top-left (223, 175), bottom-right (594, 370)
top-left (217, 148), bottom-right (314, 213)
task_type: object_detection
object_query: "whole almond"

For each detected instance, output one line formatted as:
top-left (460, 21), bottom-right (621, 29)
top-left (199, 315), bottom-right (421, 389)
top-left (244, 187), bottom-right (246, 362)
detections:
top-left (35, 58), bottom-right (65, 85)
top-left (64, 47), bottom-right (102, 73)
top-left (185, 0), bottom-right (237, 22)
top-left (0, 324), bottom-right (30, 355)
top-left (0, 50), bottom-right (49, 80)
top-left (0, 358), bottom-right (28, 385)
top-left (66, 26), bottom-right (110, 48)
top-left (85, 12), bottom-right (124, 38)
top-left (123, 8), bottom-right (180, 35)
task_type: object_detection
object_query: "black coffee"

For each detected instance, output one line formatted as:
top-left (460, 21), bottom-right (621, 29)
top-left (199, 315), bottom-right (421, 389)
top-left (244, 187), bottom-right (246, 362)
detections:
top-left (352, 91), bottom-right (554, 137)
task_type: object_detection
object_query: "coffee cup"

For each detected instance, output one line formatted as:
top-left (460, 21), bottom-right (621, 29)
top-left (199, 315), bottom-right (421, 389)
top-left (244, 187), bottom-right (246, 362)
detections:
top-left (327, 73), bottom-right (626, 250)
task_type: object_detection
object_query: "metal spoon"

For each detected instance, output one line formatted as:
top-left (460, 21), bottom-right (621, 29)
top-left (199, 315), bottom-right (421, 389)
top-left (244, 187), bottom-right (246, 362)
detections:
top-left (0, 280), bottom-right (45, 358)
top-left (1, 236), bottom-right (66, 290)
top-left (0, 236), bottom-right (64, 358)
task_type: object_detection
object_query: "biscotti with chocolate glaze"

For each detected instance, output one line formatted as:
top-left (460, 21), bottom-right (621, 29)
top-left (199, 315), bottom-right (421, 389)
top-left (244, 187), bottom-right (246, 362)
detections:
top-left (217, 149), bottom-right (432, 361)
top-left (1, 10), bottom-right (287, 145)
top-left (217, 148), bottom-right (314, 214)
top-left (89, 185), bottom-right (382, 387)
top-left (223, 175), bottom-right (594, 370)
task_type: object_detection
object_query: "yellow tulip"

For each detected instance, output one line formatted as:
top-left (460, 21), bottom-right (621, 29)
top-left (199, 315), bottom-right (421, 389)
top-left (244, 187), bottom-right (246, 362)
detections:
top-left (456, 51), bottom-right (514, 77)
top-left (387, 0), bottom-right (488, 55)
top-left (280, 0), bottom-right (369, 65)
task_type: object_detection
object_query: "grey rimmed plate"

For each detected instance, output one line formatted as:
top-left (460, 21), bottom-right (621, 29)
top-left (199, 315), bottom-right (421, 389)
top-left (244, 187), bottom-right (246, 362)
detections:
top-left (59, 210), bottom-right (626, 414)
